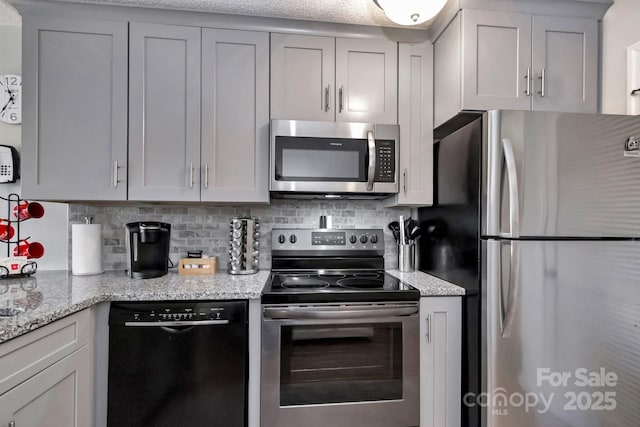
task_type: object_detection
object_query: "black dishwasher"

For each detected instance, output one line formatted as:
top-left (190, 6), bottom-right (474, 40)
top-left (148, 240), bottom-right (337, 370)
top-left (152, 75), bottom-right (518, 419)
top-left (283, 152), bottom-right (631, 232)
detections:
top-left (107, 301), bottom-right (248, 427)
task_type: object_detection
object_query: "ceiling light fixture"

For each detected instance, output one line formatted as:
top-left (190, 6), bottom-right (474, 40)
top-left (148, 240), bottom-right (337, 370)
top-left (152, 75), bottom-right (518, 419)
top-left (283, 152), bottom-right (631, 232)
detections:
top-left (374, 0), bottom-right (447, 26)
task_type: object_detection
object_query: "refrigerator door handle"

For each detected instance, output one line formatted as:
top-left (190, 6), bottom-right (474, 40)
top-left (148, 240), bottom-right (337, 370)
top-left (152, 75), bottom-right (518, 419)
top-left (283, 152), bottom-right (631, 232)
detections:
top-left (502, 138), bottom-right (520, 238)
top-left (500, 240), bottom-right (520, 338)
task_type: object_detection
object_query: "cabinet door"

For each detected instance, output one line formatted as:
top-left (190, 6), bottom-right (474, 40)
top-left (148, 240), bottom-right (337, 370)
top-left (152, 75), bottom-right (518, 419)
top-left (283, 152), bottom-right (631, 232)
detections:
top-left (335, 38), bottom-right (398, 124)
top-left (462, 10), bottom-right (532, 111)
top-left (22, 16), bottom-right (128, 200)
top-left (531, 16), bottom-right (598, 113)
top-left (434, 12), bottom-right (462, 128)
top-left (420, 297), bottom-right (462, 427)
top-left (201, 29), bottom-right (269, 203)
top-left (270, 33), bottom-right (335, 121)
top-left (128, 23), bottom-right (201, 201)
top-left (386, 42), bottom-right (433, 207)
top-left (0, 345), bottom-right (93, 427)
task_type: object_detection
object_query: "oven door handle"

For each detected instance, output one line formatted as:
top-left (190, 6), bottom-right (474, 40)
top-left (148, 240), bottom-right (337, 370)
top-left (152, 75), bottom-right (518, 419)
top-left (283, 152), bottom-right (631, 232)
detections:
top-left (367, 130), bottom-right (376, 192)
top-left (263, 306), bottom-right (418, 320)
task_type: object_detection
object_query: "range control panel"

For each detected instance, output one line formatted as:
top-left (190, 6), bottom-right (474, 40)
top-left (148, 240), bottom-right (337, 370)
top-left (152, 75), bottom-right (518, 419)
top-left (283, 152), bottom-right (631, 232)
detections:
top-left (272, 228), bottom-right (384, 253)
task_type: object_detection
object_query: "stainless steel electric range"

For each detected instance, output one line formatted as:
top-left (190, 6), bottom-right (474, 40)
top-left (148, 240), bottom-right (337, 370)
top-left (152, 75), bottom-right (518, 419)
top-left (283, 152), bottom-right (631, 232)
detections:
top-left (261, 228), bottom-right (420, 427)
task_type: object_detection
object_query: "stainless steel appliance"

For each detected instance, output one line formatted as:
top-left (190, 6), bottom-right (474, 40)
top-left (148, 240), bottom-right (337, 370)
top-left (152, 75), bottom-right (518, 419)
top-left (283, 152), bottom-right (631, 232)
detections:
top-left (262, 228), bottom-right (420, 427)
top-left (125, 222), bottom-right (171, 279)
top-left (228, 216), bottom-right (260, 275)
top-left (419, 110), bottom-right (640, 427)
top-left (270, 120), bottom-right (399, 198)
top-left (107, 301), bottom-right (248, 427)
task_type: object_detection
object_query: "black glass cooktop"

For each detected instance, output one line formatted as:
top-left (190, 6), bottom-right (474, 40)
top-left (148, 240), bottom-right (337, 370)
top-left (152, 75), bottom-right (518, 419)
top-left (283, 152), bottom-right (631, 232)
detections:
top-left (262, 271), bottom-right (420, 304)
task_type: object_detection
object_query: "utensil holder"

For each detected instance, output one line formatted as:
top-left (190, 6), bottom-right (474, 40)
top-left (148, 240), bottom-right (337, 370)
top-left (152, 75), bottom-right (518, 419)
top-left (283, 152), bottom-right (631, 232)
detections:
top-left (228, 217), bottom-right (260, 275)
top-left (398, 243), bottom-right (416, 272)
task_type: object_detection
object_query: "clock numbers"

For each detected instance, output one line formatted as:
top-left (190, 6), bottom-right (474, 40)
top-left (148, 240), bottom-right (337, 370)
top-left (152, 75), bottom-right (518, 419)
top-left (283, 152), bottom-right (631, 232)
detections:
top-left (0, 74), bottom-right (21, 125)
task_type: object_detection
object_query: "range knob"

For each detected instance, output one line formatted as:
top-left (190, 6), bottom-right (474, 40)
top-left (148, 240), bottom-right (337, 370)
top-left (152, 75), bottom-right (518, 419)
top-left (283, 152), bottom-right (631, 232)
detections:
top-left (370, 235), bottom-right (379, 244)
top-left (349, 235), bottom-right (357, 244)
top-left (289, 234), bottom-right (297, 244)
top-left (278, 235), bottom-right (286, 244)
top-left (360, 235), bottom-right (368, 244)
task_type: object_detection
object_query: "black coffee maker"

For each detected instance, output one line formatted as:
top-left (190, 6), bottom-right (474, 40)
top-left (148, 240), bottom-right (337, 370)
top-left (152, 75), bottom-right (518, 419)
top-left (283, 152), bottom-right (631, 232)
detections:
top-left (125, 222), bottom-right (171, 279)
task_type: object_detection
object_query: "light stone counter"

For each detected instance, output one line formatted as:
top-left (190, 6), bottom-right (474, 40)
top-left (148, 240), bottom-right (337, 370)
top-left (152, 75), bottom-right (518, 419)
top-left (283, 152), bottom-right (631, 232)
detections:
top-left (387, 270), bottom-right (466, 296)
top-left (0, 270), bottom-right (270, 343)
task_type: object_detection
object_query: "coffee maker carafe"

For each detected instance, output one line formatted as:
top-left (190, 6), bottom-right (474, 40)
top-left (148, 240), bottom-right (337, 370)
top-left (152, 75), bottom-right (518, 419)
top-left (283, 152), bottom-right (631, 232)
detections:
top-left (125, 222), bottom-right (171, 279)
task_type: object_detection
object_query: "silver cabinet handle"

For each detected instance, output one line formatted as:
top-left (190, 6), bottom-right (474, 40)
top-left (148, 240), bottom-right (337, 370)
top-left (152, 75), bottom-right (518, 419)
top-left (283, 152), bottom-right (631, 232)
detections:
top-left (324, 85), bottom-right (331, 111)
top-left (538, 68), bottom-right (546, 97)
top-left (189, 162), bottom-right (194, 188)
top-left (367, 130), bottom-right (376, 192)
top-left (426, 314), bottom-right (431, 343)
top-left (501, 138), bottom-right (520, 238)
top-left (113, 160), bottom-right (119, 187)
top-left (204, 162), bottom-right (209, 189)
top-left (338, 85), bottom-right (344, 113)
top-left (523, 67), bottom-right (531, 96)
top-left (264, 305), bottom-right (418, 320)
top-left (403, 168), bottom-right (408, 193)
top-left (124, 320), bottom-right (229, 327)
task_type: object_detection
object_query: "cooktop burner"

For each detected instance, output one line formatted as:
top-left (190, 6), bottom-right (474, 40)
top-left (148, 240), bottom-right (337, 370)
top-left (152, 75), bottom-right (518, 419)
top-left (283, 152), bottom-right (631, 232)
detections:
top-left (263, 228), bottom-right (419, 304)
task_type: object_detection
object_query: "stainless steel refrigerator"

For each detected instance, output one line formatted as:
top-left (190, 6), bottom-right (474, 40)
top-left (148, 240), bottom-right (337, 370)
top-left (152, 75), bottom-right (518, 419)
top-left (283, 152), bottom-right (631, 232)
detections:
top-left (418, 110), bottom-right (640, 427)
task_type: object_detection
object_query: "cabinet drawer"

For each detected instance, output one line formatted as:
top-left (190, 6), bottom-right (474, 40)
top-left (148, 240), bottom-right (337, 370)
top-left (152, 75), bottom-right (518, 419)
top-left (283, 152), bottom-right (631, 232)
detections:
top-left (0, 309), bottom-right (92, 395)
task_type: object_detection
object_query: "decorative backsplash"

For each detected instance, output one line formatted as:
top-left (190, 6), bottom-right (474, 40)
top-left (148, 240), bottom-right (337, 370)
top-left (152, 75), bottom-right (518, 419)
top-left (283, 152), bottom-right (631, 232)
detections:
top-left (69, 201), bottom-right (410, 272)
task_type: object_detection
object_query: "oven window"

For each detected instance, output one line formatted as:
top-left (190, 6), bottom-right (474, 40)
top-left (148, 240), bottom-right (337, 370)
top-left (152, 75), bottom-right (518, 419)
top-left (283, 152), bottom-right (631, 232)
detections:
top-left (279, 323), bottom-right (403, 406)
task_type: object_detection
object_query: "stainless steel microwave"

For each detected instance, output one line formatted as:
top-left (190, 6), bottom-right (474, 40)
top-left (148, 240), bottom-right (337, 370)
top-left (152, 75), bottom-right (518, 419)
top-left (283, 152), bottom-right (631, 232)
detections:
top-left (270, 120), bottom-right (399, 199)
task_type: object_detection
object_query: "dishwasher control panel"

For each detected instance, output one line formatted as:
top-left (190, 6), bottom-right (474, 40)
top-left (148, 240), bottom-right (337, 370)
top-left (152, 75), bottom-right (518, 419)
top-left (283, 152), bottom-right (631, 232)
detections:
top-left (109, 301), bottom-right (247, 325)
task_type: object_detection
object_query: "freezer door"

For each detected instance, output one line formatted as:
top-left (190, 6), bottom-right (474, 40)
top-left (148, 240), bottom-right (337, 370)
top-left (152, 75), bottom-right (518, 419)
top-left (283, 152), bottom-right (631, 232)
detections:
top-left (483, 239), bottom-right (640, 427)
top-left (485, 110), bottom-right (640, 237)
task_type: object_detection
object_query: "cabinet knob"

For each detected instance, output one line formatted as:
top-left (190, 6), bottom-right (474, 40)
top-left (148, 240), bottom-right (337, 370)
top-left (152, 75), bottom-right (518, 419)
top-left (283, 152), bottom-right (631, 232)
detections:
top-left (403, 168), bottom-right (408, 193)
top-left (338, 85), bottom-right (344, 113)
top-left (537, 68), bottom-right (546, 98)
top-left (324, 85), bottom-right (331, 112)
top-left (523, 67), bottom-right (531, 97)
top-left (113, 160), bottom-right (120, 187)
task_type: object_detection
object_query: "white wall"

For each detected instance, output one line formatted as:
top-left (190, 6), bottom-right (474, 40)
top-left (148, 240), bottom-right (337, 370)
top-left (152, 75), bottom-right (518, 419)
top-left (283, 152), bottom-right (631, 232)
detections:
top-left (0, 9), bottom-right (69, 270)
top-left (601, 0), bottom-right (640, 114)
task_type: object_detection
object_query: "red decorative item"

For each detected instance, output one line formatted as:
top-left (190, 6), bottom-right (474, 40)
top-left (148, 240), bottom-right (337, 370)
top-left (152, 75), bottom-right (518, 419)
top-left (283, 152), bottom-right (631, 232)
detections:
top-left (13, 239), bottom-right (45, 259)
top-left (0, 220), bottom-right (14, 241)
top-left (13, 200), bottom-right (45, 220)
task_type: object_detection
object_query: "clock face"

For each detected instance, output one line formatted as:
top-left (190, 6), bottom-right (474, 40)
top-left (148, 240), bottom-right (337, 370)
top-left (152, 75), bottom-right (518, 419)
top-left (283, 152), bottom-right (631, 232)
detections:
top-left (0, 74), bottom-right (22, 124)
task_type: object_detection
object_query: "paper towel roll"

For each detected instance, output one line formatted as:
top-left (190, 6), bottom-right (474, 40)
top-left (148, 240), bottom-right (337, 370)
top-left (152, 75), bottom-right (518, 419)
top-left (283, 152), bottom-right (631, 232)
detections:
top-left (72, 223), bottom-right (104, 275)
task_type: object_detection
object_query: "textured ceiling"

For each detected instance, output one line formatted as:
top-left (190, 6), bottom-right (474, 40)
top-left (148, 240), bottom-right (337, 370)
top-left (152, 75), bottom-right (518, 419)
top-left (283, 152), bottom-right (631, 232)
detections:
top-left (71, 0), bottom-right (430, 29)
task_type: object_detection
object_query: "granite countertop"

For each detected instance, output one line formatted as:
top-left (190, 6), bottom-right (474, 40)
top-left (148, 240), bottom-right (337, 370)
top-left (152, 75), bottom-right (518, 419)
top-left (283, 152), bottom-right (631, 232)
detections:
top-left (0, 270), bottom-right (270, 344)
top-left (387, 270), bottom-right (466, 296)
top-left (0, 269), bottom-right (464, 344)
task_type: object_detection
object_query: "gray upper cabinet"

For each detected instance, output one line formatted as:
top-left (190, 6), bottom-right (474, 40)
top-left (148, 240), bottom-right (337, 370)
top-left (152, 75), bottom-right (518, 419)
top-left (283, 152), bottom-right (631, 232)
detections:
top-left (22, 16), bottom-right (128, 201)
top-left (271, 34), bottom-right (397, 124)
top-left (434, 9), bottom-right (600, 127)
top-left (201, 29), bottom-right (269, 203)
top-left (335, 38), bottom-right (397, 124)
top-left (531, 16), bottom-right (598, 113)
top-left (270, 33), bottom-right (335, 122)
top-left (461, 10), bottom-right (532, 112)
top-left (385, 42), bottom-right (433, 207)
top-left (128, 22), bottom-right (201, 202)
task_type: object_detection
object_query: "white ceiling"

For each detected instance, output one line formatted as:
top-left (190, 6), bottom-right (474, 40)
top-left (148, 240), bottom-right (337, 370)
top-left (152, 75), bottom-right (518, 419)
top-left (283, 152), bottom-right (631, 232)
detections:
top-left (72, 0), bottom-right (431, 29)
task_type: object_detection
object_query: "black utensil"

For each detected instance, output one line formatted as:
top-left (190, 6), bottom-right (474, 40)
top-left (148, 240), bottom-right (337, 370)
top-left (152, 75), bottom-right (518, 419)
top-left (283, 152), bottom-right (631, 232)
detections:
top-left (388, 221), bottom-right (400, 243)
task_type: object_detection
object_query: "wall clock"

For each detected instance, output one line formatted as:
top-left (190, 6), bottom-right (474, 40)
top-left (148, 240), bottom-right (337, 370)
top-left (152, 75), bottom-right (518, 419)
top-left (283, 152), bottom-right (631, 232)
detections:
top-left (0, 74), bottom-right (22, 124)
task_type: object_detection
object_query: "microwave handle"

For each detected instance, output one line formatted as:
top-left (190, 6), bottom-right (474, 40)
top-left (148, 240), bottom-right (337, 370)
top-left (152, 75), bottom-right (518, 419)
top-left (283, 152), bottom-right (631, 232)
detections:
top-left (367, 130), bottom-right (376, 192)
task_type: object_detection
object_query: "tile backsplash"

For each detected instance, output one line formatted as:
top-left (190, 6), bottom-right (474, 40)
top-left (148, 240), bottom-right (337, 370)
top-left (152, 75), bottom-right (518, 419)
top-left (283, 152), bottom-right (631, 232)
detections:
top-left (69, 201), bottom-right (410, 272)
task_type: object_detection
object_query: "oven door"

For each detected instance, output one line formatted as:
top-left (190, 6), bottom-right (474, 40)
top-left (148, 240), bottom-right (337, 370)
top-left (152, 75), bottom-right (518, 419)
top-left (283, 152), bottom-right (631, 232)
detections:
top-left (270, 120), bottom-right (399, 194)
top-left (261, 303), bottom-right (420, 427)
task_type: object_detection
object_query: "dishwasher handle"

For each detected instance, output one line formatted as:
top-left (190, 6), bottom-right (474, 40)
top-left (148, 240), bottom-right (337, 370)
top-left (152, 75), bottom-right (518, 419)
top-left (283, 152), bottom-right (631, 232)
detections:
top-left (263, 305), bottom-right (418, 320)
top-left (124, 320), bottom-right (230, 327)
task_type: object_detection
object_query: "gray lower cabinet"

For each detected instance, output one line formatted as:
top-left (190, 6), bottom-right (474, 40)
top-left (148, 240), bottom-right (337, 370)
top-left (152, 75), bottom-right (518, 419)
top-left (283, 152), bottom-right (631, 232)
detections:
top-left (128, 22), bottom-right (202, 202)
top-left (385, 41), bottom-right (433, 207)
top-left (21, 16), bottom-right (128, 201)
top-left (0, 309), bottom-right (93, 427)
top-left (201, 29), bottom-right (269, 203)
top-left (420, 297), bottom-right (462, 427)
top-left (270, 33), bottom-right (398, 124)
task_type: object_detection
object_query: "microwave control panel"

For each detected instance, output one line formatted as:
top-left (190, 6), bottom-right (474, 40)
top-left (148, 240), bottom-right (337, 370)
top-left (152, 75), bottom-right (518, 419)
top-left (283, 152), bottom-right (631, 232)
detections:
top-left (374, 140), bottom-right (395, 182)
